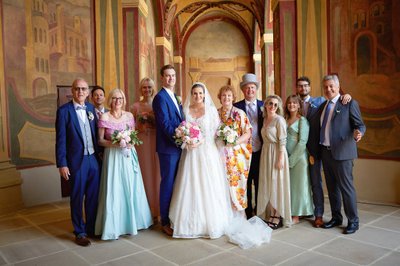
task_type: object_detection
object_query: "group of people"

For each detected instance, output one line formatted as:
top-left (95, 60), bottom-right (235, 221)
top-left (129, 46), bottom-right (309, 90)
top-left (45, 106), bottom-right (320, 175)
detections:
top-left (55, 65), bottom-right (365, 248)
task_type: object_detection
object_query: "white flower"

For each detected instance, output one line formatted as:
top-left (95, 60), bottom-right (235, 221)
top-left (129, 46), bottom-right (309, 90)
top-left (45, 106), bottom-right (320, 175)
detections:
top-left (226, 134), bottom-right (236, 144)
top-left (87, 111), bottom-right (94, 121)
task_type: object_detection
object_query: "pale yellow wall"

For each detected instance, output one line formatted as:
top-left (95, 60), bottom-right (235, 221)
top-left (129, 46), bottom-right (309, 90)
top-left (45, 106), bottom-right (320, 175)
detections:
top-left (184, 20), bottom-right (252, 106)
top-left (354, 159), bottom-right (400, 205)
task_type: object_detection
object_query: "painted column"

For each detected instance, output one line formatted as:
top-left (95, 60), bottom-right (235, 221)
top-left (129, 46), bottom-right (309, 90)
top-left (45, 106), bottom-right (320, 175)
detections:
top-left (271, 0), bottom-right (297, 100)
top-left (0, 4), bottom-right (23, 214)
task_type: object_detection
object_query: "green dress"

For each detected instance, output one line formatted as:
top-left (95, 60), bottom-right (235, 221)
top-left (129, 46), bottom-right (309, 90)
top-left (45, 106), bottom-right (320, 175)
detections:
top-left (286, 116), bottom-right (313, 216)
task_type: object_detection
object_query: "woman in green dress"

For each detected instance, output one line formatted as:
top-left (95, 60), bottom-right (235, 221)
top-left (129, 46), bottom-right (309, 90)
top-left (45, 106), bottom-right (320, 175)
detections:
top-left (284, 95), bottom-right (313, 224)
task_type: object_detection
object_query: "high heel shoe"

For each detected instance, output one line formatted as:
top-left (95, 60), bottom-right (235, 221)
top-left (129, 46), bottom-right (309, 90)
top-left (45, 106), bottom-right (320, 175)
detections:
top-left (266, 216), bottom-right (283, 230)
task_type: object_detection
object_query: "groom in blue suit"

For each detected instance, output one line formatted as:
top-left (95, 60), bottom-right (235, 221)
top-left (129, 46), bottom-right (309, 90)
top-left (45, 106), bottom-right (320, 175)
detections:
top-left (56, 78), bottom-right (101, 246)
top-left (153, 65), bottom-right (183, 236)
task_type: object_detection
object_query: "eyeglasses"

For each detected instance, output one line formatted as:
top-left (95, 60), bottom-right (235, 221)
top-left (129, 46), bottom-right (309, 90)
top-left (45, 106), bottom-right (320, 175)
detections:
top-left (266, 102), bottom-right (278, 108)
top-left (74, 87), bottom-right (88, 91)
top-left (296, 84), bottom-right (309, 88)
top-left (112, 97), bottom-right (124, 101)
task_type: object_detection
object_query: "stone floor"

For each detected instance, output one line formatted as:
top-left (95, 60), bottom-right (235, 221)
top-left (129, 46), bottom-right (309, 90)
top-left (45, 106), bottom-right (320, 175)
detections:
top-left (0, 201), bottom-right (399, 265)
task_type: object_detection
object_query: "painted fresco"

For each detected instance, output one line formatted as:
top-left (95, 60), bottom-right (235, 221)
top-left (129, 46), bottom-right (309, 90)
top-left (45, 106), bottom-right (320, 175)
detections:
top-left (329, 0), bottom-right (400, 160)
top-left (3, 0), bottom-right (94, 166)
top-left (139, 0), bottom-right (156, 85)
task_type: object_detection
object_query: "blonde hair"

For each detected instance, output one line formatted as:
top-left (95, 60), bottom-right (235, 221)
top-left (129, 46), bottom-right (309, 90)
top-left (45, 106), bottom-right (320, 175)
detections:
top-left (139, 77), bottom-right (155, 96)
top-left (107, 88), bottom-right (126, 109)
top-left (264, 95), bottom-right (284, 117)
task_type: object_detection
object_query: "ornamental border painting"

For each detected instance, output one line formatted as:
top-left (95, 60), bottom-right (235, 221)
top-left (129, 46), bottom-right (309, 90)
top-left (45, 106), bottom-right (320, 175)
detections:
top-left (3, 0), bottom-right (95, 167)
top-left (328, 0), bottom-right (400, 161)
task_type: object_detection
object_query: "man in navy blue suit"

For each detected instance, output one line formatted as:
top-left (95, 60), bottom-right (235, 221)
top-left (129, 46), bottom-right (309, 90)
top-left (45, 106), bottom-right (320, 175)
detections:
top-left (309, 74), bottom-right (365, 234)
top-left (153, 65), bottom-right (183, 236)
top-left (296, 76), bottom-right (351, 228)
top-left (234, 73), bottom-right (263, 219)
top-left (56, 78), bottom-right (101, 246)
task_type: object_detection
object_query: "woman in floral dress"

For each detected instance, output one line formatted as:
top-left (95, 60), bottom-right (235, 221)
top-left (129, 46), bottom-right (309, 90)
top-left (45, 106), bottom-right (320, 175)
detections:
top-left (217, 85), bottom-right (252, 215)
top-left (131, 78), bottom-right (161, 220)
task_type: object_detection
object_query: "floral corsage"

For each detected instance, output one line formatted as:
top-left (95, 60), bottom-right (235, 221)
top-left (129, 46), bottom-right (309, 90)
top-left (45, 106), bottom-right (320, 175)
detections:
top-left (87, 111), bottom-right (94, 121)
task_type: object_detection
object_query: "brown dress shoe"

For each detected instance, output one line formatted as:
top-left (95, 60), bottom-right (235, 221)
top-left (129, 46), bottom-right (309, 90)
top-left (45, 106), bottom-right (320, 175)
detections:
top-left (314, 216), bottom-right (324, 228)
top-left (75, 236), bottom-right (91, 246)
top-left (162, 225), bottom-right (173, 236)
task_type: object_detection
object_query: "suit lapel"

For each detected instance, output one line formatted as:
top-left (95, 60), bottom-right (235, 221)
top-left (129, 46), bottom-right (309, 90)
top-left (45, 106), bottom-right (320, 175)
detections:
top-left (161, 88), bottom-right (182, 119)
top-left (68, 102), bottom-right (84, 142)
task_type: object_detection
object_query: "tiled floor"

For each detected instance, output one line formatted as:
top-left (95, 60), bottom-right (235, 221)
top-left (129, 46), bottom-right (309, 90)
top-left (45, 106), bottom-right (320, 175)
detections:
top-left (0, 201), bottom-right (399, 265)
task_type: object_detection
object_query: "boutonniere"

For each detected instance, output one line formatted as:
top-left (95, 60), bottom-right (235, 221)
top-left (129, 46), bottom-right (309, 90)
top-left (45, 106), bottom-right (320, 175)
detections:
top-left (335, 109), bottom-right (341, 114)
top-left (176, 96), bottom-right (182, 105)
top-left (87, 111), bottom-right (94, 121)
top-left (260, 106), bottom-right (264, 116)
top-left (310, 103), bottom-right (317, 108)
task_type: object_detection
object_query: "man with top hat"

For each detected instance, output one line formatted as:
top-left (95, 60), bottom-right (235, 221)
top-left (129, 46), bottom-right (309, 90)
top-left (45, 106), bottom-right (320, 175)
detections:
top-left (234, 73), bottom-right (264, 219)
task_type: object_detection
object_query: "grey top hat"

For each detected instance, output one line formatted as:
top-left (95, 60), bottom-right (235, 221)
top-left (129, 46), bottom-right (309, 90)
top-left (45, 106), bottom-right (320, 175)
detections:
top-left (240, 73), bottom-right (259, 89)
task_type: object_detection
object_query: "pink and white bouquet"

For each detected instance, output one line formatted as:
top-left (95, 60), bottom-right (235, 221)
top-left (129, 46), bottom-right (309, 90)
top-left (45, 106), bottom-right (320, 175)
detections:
top-left (216, 123), bottom-right (239, 145)
top-left (111, 125), bottom-right (143, 157)
top-left (173, 121), bottom-right (203, 149)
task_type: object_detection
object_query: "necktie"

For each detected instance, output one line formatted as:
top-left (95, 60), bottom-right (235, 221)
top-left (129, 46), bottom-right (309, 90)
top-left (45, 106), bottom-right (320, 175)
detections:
top-left (247, 102), bottom-right (256, 122)
top-left (75, 105), bottom-right (86, 111)
top-left (320, 101), bottom-right (333, 144)
top-left (302, 101), bottom-right (309, 116)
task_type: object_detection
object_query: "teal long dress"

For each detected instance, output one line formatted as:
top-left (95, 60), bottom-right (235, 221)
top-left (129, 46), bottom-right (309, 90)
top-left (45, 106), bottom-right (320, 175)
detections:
top-left (286, 116), bottom-right (313, 216)
top-left (95, 116), bottom-right (153, 240)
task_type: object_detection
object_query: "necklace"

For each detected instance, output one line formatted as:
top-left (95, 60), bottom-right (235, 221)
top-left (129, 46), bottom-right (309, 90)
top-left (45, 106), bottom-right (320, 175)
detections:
top-left (110, 111), bottom-right (122, 119)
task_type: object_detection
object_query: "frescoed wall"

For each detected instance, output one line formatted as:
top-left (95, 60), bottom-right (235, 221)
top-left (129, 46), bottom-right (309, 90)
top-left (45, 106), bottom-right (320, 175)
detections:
top-left (139, 0), bottom-right (156, 89)
top-left (184, 20), bottom-right (251, 106)
top-left (329, 0), bottom-right (400, 160)
top-left (3, 0), bottom-right (94, 166)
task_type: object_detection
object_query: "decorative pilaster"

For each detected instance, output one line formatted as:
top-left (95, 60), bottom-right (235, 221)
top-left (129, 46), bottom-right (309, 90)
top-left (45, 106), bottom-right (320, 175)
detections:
top-left (173, 56), bottom-right (183, 96)
top-left (0, 4), bottom-right (23, 214)
top-left (272, 0), bottom-right (296, 100)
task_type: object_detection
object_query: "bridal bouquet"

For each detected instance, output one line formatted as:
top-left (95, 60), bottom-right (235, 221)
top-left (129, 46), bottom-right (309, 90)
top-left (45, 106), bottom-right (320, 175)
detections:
top-left (216, 123), bottom-right (239, 145)
top-left (174, 121), bottom-right (203, 149)
top-left (111, 125), bottom-right (143, 157)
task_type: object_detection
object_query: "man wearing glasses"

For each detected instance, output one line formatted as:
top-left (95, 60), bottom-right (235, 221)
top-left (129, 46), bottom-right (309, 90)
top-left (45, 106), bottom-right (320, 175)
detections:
top-left (56, 78), bottom-right (101, 246)
top-left (296, 76), bottom-right (351, 228)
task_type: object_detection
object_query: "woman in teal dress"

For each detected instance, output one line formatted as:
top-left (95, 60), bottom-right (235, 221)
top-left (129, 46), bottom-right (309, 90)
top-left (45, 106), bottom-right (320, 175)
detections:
top-left (284, 95), bottom-right (313, 224)
top-left (95, 88), bottom-right (152, 240)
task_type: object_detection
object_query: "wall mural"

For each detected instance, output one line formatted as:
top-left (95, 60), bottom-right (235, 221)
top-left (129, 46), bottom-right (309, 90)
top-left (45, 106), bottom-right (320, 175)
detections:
top-left (329, 0), bottom-right (400, 160)
top-left (139, 0), bottom-right (156, 87)
top-left (3, 0), bottom-right (94, 166)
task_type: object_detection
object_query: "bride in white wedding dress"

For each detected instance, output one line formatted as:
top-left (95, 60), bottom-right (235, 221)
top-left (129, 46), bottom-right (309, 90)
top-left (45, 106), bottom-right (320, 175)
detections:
top-left (169, 82), bottom-right (231, 239)
top-left (169, 82), bottom-right (271, 248)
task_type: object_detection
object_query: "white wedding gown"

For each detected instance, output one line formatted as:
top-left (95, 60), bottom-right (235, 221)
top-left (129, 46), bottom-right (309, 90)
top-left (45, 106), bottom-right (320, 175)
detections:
top-left (169, 90), bottom-right (272, 248)
top-left (169, 113), bottom-right (231, 239)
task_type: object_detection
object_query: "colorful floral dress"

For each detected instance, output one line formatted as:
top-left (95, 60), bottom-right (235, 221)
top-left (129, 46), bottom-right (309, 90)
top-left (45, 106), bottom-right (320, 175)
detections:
top-left (219, 106), bottom-right (252, 211)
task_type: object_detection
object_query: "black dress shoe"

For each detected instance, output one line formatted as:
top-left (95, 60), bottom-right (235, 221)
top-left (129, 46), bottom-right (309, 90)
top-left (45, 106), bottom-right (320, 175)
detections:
top-left (322, 219), bottom-right (342, 229)
top-left (75, 236), bottom-right (91, 246)
top-left (344, 223), bottom-right (359, 234)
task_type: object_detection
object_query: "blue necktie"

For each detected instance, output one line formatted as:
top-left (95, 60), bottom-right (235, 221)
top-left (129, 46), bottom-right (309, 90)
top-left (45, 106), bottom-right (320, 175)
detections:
top-left (320, 101), bottom-right (333, 144)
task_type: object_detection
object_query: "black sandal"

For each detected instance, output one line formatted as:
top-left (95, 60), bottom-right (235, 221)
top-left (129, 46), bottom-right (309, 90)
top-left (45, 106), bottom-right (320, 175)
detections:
top-left (267, 216), bottom-right (283, 230)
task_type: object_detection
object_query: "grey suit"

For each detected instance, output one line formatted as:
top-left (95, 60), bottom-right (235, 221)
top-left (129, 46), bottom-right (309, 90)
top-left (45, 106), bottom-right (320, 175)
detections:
top-left (317, 98), bottom-right (366, 224)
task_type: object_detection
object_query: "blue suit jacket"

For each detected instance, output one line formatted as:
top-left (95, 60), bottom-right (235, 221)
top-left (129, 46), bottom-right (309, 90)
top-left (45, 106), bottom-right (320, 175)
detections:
top-left (308, 98), bottom-right (366, 160)
top-left (152, 88), bottom-right (184, 154)
top-left (56, 101), bottom-right (100, 173)
top-left (305, 96), bottom-right (325, 157)
top-left (234, 99), bottom-right (264, 144)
